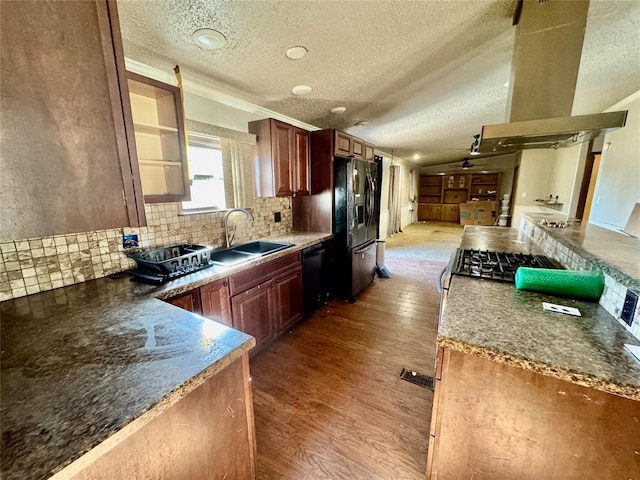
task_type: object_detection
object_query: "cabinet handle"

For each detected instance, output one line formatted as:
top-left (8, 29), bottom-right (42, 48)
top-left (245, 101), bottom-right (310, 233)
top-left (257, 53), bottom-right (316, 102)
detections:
top-left (270, 283), bottom-right (275, 288)
top-left (223, 281), bottom-right (228, 287)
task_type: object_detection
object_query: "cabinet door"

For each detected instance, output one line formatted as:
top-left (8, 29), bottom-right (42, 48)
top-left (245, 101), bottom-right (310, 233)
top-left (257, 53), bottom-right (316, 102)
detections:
top-left (364, 143), bottom-right (375, 161)
top-left (293, 128), bottom-right (310, 196)
top-left (441, 205), bottom-right (460, 222)
top-left (127, 72), bottom-right (190, 203)
top-left (200, 279), bottom-right (232, 326)
top-left (0, 0), bottom-right (146, 241)
top-left (352, 138), bottom-right (364, 158)
top-left (231, 281), bottom-right (273, 353)
top-left (419, 204), bottom-right (442, 221)
top-left (271, 120), bottom-right (294, 197)
top-left (334, 131), bottom-right (352, 157)
top-left (272, 267), bottom-right (303, 334)
top-left (167, 290), bottom-right (202, 314)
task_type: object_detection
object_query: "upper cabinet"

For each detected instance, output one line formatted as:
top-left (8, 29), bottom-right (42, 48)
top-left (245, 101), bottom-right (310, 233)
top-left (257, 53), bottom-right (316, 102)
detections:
top-left (248, 119), bottom-right (310, 197)
top-left (0, 0), bottom-right (146, 241)
top-left (364, 143), bottom-right (375, 161)
top-left (126, 72), bottom-right (190, 203)
top-left (352, 137), bottom-right (364, 159)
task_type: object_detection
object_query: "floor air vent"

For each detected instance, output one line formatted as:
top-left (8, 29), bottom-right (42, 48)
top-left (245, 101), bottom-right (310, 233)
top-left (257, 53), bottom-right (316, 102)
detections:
top-left (400, 368), bottom-right (434, 390)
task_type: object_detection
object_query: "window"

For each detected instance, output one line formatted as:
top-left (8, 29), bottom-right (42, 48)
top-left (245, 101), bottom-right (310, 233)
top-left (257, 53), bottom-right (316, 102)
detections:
top-left (181, 138), bottom-right (226, 212)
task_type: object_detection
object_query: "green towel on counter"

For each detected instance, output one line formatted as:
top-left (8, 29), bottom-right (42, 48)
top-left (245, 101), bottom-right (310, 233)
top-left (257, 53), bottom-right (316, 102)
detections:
top-left (515, 267), bottom-right (605, 301)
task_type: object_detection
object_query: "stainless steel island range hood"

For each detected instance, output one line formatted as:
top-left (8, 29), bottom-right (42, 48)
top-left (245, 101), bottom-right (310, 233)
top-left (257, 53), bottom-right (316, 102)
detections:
top-left (478, 111), bottom-right (628, 153)
top-left (476, 0), bottom-right (627, 155)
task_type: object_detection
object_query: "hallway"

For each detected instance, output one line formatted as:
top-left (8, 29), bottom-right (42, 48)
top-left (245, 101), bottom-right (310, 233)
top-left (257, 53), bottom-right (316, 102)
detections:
top-left (251, 222), bottom-right (463, 479)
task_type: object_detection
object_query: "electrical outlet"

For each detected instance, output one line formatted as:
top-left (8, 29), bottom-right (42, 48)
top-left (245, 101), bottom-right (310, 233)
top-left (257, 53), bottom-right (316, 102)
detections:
top-left (274, 212), bottom-right (281, 223)
top-left (621, 290), bottom-right (638, 326)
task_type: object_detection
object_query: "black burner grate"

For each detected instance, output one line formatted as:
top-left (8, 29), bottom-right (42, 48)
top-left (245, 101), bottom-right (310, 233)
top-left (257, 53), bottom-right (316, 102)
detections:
top-left (400, 368), bottom-right (434, 390)
top-left (451, 249), bottom-right (561, 283)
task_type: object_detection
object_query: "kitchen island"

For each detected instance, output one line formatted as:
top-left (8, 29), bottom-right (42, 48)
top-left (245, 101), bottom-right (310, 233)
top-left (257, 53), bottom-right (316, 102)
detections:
top-left (428, 226), bottom-right (640, 479)
top-left (0, 231), bottom-right (330, 480)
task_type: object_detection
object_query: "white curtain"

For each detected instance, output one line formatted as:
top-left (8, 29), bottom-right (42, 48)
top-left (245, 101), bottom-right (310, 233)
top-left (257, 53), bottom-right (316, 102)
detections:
top-left (387, 165), bottom-right (402, 236)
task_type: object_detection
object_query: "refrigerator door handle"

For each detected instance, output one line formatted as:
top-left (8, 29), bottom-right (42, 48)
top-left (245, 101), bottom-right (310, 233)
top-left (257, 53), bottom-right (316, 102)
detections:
top-left (353, 240), bottom-right (375, 255)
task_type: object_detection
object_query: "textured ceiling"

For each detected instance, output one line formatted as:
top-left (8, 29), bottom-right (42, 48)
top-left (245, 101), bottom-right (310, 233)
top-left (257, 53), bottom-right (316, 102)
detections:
top-left (118, 0), bottom-right (640, 166)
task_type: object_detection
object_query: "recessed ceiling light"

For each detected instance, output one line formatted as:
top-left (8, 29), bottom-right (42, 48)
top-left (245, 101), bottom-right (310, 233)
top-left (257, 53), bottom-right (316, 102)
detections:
top-left (330, 106), bottom-right (346, 114)
top-left (192, 28), bottom-right (226, 50)
top-left (291, 85), bottom-right (312, 96)
top-left (354, 121), bottom-right (369, 127)
top-left (412, 154), bottom-right (420, 160)
top-left (286, 46), bottom-right (308, 60)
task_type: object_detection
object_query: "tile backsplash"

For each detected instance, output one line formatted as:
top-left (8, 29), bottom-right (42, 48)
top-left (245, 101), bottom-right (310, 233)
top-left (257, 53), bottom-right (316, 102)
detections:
top-left (0, 198), bottom-right (292, 301)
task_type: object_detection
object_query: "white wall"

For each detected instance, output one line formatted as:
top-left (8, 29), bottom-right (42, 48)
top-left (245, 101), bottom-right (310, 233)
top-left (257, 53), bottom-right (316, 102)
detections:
top-left (589, 92), bottom-right (640, 231)
top-left (183, 92), bottom-right (263, 132)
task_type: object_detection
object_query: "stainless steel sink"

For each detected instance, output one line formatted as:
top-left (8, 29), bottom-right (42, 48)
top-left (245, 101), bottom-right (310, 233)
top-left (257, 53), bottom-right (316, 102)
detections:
top-left (231, 241), bottom-right (293, 256)
top-left (209, 249), bottom-right (258, 267)
top-left (210, 241), bottom-right (293, 267)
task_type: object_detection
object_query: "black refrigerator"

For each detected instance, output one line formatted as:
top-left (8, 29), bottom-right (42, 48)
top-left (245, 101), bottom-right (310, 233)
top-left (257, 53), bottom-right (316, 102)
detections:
top-left (333, 156), bottom-right (379, 301)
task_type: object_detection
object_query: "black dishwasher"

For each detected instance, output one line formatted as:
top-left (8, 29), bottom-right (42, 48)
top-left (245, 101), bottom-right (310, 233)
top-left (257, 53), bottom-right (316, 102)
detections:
top-left (302, 243), bottom-right (328, 315)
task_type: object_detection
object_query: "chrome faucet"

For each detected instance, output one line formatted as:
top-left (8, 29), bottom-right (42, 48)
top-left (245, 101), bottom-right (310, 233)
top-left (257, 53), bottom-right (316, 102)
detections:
top-left (223, 208), bottom-right (254, 247)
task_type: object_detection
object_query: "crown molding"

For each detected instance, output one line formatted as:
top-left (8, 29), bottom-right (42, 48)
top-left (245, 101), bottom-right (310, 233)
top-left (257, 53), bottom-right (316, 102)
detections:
top-left (124, 58), bottom-right (320, 131)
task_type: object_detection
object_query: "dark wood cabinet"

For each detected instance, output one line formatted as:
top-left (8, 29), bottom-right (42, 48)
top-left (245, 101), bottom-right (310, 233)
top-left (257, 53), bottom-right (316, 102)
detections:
top-left (334, 130), bottom-right (352, 157)
top-left (0, 0), bottom-right (146, 241)
top-left (167, 290), bottom-right (202, 314)
top-left (231, 280), bottom-right (274, 353)
top-left (200, 278), bottom-right (232, 327)
top-left (293, 127), bottom-right (310, 196)
top-left (229, 251), bottom-right (303, 356)
top-left (248, 118), bottom-right (310, 197)
top-left (272, 267), bottom-right (304, 333)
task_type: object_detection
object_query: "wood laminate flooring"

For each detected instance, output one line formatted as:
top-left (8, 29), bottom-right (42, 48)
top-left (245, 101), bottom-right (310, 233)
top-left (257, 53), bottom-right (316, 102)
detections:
top-left (250, 222), bottom-right (463, 479)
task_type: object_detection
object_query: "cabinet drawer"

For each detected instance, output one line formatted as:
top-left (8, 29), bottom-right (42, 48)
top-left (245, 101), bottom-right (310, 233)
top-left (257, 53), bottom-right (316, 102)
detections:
top-left (229, 250), bottom-right (301, 296)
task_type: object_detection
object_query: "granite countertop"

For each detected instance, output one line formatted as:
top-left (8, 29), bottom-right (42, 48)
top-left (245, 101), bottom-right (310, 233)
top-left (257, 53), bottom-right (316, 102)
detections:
top-left (522, 212), bottom-right (640, 289)
top-left (439, 226), bottom-right (640, 401)
top-left (0, 231), bottom-right (331, 480)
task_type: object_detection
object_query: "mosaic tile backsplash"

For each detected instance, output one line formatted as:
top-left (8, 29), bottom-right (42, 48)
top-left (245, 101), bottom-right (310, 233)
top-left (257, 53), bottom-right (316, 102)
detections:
top-left (0, 198), bottom-right (292, 301)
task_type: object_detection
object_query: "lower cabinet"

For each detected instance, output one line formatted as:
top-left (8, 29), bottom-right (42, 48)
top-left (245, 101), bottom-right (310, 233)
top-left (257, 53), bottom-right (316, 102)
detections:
top-left (167, 250), bottom-right (305, 357)
top-left (418, 204), bottom-right (442, 221)
top-left (167, 290), bottom-right (202, 314)
top-left (272, 266), bottom-right (304, 333)
top-left (200, 278), bottom-right (232, 327)
top-left (230, 252), bottom-right (303, 356)
top-left (231, 280), bottom-right (274, 353)
top-left (441, 204), bottom-right (460, 222)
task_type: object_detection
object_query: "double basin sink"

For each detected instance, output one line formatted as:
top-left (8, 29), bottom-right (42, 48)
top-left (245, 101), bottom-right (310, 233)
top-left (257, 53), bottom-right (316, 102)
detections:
top-left (209, 241), bottom-right (293, 267)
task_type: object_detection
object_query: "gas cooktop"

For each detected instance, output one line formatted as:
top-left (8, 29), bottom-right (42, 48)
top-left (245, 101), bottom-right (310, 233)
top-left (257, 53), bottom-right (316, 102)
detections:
top-left (452, 249), bottom-right (561, 283)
